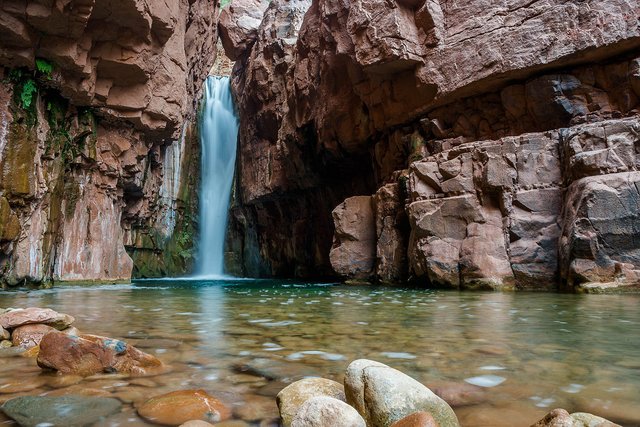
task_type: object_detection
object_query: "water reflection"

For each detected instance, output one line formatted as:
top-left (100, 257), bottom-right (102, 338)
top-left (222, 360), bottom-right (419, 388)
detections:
top-left (0, 281), bottom-right (638, 426)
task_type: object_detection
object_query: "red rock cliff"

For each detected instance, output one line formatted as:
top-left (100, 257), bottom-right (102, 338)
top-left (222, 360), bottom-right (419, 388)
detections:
top-left (0, 0), bottom-right (217, 285)
top-left (222, 0), bottom-right (640, 291)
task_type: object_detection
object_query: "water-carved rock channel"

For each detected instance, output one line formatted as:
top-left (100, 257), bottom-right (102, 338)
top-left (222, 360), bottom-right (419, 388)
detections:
top-left (0, 281), bottom-right (638, 426)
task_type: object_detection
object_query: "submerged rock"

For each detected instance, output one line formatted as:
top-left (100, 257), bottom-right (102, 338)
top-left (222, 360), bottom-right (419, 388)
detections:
top-left (1, 395), bottom-right (122, 427)
top-left (137, 390), bottom-right (231, 426)
top-left (11, 324), bottom-right (56, 348)
top-left (344, 359), bottom-right (459, 427)
top-left (291, 396), bottom-right (365, 427)
top-left (276, 377), bottom-right (346, 426)
top-left (37, 331), bottom-right (162, 376)
top-left (0, 308), bottom-right (74, 330)
top-left (530, 408), bottom-right (620, 427)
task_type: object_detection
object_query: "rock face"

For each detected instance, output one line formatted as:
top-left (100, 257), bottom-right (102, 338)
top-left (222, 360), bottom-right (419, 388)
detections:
top-left (37, 330), bottom-right (163, 376)
top-left (221, 0), bottom-right (640, 290)
top-left (0, 0), bottom-right (217, 285)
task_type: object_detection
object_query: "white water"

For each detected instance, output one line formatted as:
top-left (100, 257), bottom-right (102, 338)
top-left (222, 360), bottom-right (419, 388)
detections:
top-left (195, 76), bottom-right (239, 278)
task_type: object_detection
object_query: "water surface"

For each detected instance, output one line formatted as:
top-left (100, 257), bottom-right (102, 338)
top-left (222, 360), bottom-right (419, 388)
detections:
top-left (0, 280), bottom-right (638, 426)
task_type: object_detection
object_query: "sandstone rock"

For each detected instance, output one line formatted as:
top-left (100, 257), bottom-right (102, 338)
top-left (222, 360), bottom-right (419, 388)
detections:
top-left (276, 377), bottom-right (346, 426)
top-left (344, 359), bottom-right (459, 427)
top-left (0, 308), bottom-right (74, 330)
top-left (373, 183), bottom-right (408, 284)
top-left (219, 0), bottom-right (270, 61)
top-left (329, 196), bottom-right (376, 280)
top-left (0, 326), bottom-right (9, 340)
top-left (11, 324), bottom-right (56, 348)
top-left (429, 382), bottom-right (486, 408)
top-left (291, 396), bottom-right (365, 427)
top-left (390, 412), bottom-right (439, 427)
top-left (37, 331), bottom-right (163, 376)
top-left (137, 390), bottom-right (231, 426)
top-left (530, 408), bottom-right (620, 427)
top-left (180, 421), bottom-right (217, 427)
top-left (560, 172), bottom-right (640, 290)
top-left (1, 395), bottom-right (122, 427)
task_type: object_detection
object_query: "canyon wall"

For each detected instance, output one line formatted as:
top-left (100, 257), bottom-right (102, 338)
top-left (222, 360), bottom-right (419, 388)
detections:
top-left (222, 0), bottom-right (640, 291)
top-left (0, 0), bottom-right (217, 285)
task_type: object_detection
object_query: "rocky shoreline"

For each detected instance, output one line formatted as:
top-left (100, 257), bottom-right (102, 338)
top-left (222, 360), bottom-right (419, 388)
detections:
top-left (0, 306), bottom-right (625, 426)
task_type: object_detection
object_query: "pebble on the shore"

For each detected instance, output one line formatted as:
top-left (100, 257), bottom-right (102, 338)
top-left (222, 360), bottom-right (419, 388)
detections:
top-left (137, 389), bottom-right (231, 426)
top-left (276, 377), bottom-right (346, 426)
top-left (291, 396), bottom-right (366, 427)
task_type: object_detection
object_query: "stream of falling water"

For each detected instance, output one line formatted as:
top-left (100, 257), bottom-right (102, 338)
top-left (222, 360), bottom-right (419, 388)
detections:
top-left (196, 76), bottom-right (239, 277)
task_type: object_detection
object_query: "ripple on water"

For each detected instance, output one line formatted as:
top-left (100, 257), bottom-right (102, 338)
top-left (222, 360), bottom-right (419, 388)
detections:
top-left (464, 375), bottom-right (506, 387)
top-left (286, 351), bottom-right (346, 361)
top-left (380, 352), bottom-right (417, 360)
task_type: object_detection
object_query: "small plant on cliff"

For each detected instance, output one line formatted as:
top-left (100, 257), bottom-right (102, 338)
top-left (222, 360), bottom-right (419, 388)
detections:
top-left (20, 79), bottom-right (37, 109)
top-left (35, 58), bottom-right (54, 78)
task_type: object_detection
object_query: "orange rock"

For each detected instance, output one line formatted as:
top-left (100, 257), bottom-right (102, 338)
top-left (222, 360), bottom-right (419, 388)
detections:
top-left (390, 412), bottom-right (439, 427)
top-left (37, 331), bottom-right (162, 376)
top-left (137, 390), bottom-right (231, 426)
top-left (12, 324), bottom-right (56, 348)
top-left (0, 308), bottom-right (74, 330)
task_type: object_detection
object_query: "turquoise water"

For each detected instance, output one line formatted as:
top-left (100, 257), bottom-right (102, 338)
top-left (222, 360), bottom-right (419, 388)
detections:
top-left (0, 280), bottom-right (639, 426)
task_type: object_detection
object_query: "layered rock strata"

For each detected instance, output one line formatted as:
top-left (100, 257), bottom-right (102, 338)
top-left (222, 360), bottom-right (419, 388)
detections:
top-left (221, 0), bottom-right (640, 290)
top-left (0, 0), bottom-right (217, 285)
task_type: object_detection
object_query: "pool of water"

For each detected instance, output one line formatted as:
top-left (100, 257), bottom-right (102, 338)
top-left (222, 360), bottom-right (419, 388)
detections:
top-left (0, 279), bottom-right (639, 426)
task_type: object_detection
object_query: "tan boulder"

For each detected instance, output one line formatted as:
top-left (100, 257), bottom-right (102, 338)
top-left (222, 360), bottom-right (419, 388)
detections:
top-left (137, 390), bottom-right (231, 426)
top-left (0, 308), bottom-right (74, 330)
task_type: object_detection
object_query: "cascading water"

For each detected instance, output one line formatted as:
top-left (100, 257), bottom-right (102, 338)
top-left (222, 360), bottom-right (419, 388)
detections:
top-left (196, 76), bottom-right (239, 277)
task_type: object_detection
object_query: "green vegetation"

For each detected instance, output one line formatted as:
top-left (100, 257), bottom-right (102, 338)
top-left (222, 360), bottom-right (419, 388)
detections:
top-left (220, 0), bottom-right (232, 8)
top-left (35, 58), bottom-right (53, 78)
top-left (19, 79), bottom-right (37, 109)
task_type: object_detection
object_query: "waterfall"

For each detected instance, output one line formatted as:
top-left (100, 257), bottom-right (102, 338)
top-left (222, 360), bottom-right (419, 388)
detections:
top-left (196, 76), bottom-right (239, 277)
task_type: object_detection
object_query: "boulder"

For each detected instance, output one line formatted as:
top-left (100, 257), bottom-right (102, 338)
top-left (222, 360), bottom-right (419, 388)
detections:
top-left (0, 308), bottom-right (74, 330)
top-left (37, 331), bottom-right (162, 376)
top-left (1, 395), bottom-right (122, 427)
top-left (291, 396), bottom-right (365, 427)
top-left (530, 408), bottom-right (620, 427)
top-left (137, 390), bottom-right (231, 426)
top-left (344, 359), bottom-right (459, 427)
top-left (11, 324), bottom-right (56, 348)
top-left (329, 196), bottom-right (376, 280)
top-left (277, 377), bottom-right (346, 426)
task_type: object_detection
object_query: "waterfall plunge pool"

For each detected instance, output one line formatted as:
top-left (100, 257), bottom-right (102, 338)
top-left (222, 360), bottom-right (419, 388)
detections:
top-left (0, 280), bottom-right (638, 426)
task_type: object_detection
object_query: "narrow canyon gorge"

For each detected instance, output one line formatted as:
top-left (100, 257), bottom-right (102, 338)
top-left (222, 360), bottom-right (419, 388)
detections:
top-left (1, 0), bottom-right (640, 293)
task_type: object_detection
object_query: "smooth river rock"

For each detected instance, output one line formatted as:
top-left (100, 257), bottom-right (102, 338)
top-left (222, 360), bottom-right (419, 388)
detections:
top-left (0, 308), bottom-right (74, 330)
top-left (37, 331), bottom-right (163, 376)
top-left (291, 396), bottom-right (366, 427)
top-left (1, 395), bottom-right (122, 427)
top-left (276, 377), bottom-right (346, 426)
top-left (137, 389), bottom-right (231, 426)
top-left (344, 359), bottom-right (459, 427)
top-left (530, 408), bottom-right (620, 427)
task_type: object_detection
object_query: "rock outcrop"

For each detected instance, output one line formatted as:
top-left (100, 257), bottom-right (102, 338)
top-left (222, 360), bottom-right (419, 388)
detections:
top-left (221, 0), bottom-right (640, 290)
top-left (0, 0), bottom-right (218, 285)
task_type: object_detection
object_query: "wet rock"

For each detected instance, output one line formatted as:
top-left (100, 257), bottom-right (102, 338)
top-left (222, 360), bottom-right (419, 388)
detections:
top-left (11, 324), bottom-right (56, 348)
top-left (429, 382), bottom-right (486, 407)
top-left (234, 394), bottom-right (279, 421)
top-left (291, 396), bottom-right (365, 427)
top-left (137, 390), bottom-right (231, 426)
top-left (179, 421), bottom-right (217, 427)
top-left (0, 341), bottom-right (11, 349)
top-left (344, 359), bottom-right (459, 427)
top-left (37, 331), bottom-right (163, 376)
top-left (390, 412), bottom-right (439, 427)
top-left (329, 196), bottom-right (376, 280)
top-left (0, 326), bottom-right (9, 340)
top-left (1, 395), bottom-right (122, 427)
top-left (0, 308), bottom-right (74, 330)
top-left (0, 377), bottom-right (47, 394)
top-left (277, 377), bottom-right (346, 426)
top-left (530, 408), bottom-right (620, 427)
